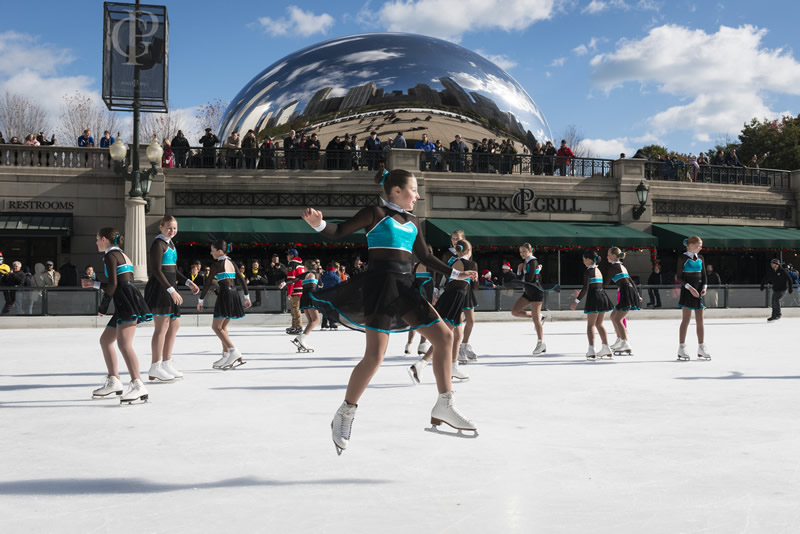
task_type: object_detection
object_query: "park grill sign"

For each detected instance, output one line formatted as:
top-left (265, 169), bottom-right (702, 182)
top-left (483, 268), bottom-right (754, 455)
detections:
top-left (466, 188), bottom-right (581, 215)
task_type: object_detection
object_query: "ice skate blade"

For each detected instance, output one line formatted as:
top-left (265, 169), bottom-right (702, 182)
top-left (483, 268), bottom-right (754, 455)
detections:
top-left (425, 423), bottom-right (479, 438)
top-left (451, 376), bottom-right (470, 382)
top-left (334, 442), bottom-right (344, 456)
top-left (697, 356), bottom-right (711, 361)
top-left (222, 359), bottom-right (245, 370)
top-left (408, 366), bottom-right (420, 385)
top-left (120, 395), bottom-right (149, 405)
top-left (148, 376), bottom-right (175, 382)
top-left (677, 356), bottom-right (690, 361)
top-left (613, 350), bottom-right (632, 355)
top-left (92, 392), bottom-right (122, 399)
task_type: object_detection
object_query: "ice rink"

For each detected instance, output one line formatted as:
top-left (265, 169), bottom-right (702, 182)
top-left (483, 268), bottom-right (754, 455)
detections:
top-left (2, 316), bottom-right (799, 533)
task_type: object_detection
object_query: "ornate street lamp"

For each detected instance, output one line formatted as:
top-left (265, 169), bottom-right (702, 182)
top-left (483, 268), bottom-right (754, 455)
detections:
top-left (632, 180), bottom-right (650, 220)
top-left (109, 136), bottom-right (163, 212)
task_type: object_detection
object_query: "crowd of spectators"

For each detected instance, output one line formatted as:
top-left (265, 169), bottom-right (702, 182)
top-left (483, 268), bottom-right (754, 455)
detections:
top-left (640, 147), bottom-right (771, 183)
top-left (0, 253), bottom-right (78, 315)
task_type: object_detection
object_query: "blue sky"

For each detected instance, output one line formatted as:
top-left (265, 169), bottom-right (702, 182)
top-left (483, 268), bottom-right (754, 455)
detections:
top-left (1, 0), bottom-right (798, 157)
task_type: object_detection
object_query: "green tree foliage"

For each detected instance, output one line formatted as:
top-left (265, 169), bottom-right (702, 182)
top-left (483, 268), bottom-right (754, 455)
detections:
top-left (634, 144), bottom-right (668, 160)
top-left (737, 115), bottom-right (800, 170)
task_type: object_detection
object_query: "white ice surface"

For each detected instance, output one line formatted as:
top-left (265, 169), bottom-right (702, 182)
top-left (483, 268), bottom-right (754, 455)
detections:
top-left (2, 318), bottom-right (800, 534)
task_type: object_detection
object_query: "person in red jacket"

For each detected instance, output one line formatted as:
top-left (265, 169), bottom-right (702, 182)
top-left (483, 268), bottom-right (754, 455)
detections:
top-left (556, 139), bottom-right (575, 176)
top-left (280, 248), bottom-right (305, 334)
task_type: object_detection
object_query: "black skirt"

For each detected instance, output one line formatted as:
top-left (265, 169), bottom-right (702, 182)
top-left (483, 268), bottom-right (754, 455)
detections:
top-left (144, 271), bottom-right (181, 319)
top-left (584, 287), bottom-right (614, 314)
top-left (213, 285), bottom-right (246, 320)
top-left (615, 281), bottom-right (641, 311)
top-left (435, 284), bottom-right (469, 326)
top-left (413, 274), bottom-right (435, 303)
top-left (300, 284), bottom-right (318, 310)
top-left (107, 281), bottom-right (153, 328)
top-left (464, 287), bottom-right (478, 310)
top-left (678, 276), bottom-right (706, 311)
top-left (311, 260), bottom-right (440, 333)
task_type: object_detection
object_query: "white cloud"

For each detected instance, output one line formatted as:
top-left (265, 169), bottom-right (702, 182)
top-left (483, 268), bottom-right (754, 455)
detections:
top-left (476, 49), bottom-right (517, 71)
top-left (573, 37), bottom-right (602, 56)
top-left (582, 0), bottom-right (610, 13)
top-left (577, 132), bottom-right (659, 158)
top-left (550, 57), bottom-right (566, 67)
top-left (375, 0), bottom-right (555, 41)
top-left (589, 24), bottom-right (800, 141)
top-left (0, 31), bottom-right (75, 76)
top-left (581, 0), bottom-right (659, 14)
top-left (257, 6), bottom-right (334, 37)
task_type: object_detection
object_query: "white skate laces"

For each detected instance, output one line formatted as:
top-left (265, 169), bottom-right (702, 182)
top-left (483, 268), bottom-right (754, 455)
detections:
top-left (430, 391), bottom-right (477, 431)
top-left (92, 375), bottom-right (123, 398)
top-left (332, 401), bottom-right (357, 455)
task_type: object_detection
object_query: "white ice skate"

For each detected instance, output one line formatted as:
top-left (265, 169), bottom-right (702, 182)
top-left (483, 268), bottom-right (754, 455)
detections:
top-left (292, 334), bottom-right (314, 353)
top-left (427, 391), bottom-right (478, 437)
top-left (614, 340), bottom-right (632, 355)
top-left (452, 361), bottom-right (470, 382)
top-left (404, 342), bottom-right (414, 356)
top-left (597, 344), bottom-right (613, 359)
top-left (120, 379), bottom-right (149, 404)
top-left (610, 338), bottom-right (623, 351)
top-left (697, 343), bottom-right (712, 361)
top-left (586, 345), bottom-right (597, 361)
top-left (457, 345), bottom-right (468, 364)
top-left (212, 351), bottom-right (229, 369)
top-left (331, 401), bottom-right (357, 455)
top-left (147, 362), bottom-right (175, 382)
top-left (677, 343), bottom-right (690, 361)
top-left (408, 358), bottom-right (428, 385)
top-left (462, 343), bottom-right (477, 361)
top-left (220, 348), bottom-right (246, 370)
top-left (92, 375), bottom-right (123, 399)
top-left (417, 341), bottom-right (431, 356)
top-left (162, 359), bottom-right (183, 379)
top-left (532, 339), bottom-right (547, 356)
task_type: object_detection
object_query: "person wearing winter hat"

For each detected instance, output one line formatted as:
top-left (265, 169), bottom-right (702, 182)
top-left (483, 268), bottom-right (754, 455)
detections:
top-left (480, 269), bottom-right (494, 288)
top-left (500, 262), bottom-right (516, 285)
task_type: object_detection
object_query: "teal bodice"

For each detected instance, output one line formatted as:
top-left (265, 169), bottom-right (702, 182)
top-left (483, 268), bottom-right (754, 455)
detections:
top-left (105, 263), bottom-right (133, 278)
top-left (216, 272), bottom-right (236, 280)
top-left (612, 272), bottom-right (630, 283)
top-left (366, 216), bottom-right (417, 252)
top-left (162, 246), bottom-right (177, 266)
top-left (415, 272), bottom-right (432, 278)
top-left (302, 279), bottom-right (318, 285)
top-left (683, 257), bottom-right (703, 273)
top-left (589, 277), bottom-right (603, 284)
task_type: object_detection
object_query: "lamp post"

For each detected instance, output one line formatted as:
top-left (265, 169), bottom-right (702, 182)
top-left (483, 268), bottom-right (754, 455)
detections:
top-left (632, 180), bottom-right (650, 220)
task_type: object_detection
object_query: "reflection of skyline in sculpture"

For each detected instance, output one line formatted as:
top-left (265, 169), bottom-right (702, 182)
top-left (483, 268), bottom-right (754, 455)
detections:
top-left (218, 33), bottom-right (552, 145)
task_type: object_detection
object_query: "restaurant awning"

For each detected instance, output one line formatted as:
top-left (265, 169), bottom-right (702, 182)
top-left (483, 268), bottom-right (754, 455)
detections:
top-left (176, 217), bottom-right (366, 245)
top-left (425, 219), bottom-right (658, 248)
top-left (0, 214), bottom-right (72, 235)
top-left (652, 223), bottom-right (800, 249)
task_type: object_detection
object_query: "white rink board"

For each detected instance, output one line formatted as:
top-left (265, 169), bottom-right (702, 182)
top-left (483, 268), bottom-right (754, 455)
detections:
top-left (1, 318), bottom-right (799, 533)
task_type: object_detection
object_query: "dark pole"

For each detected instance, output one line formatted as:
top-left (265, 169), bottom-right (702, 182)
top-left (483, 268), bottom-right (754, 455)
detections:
top-left (129, 0), bottom-right (142, 198)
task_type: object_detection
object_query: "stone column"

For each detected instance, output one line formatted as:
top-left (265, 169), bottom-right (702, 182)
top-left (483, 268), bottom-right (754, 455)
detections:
top-left (790, 169), bottom-right (800, 226)
top-left (124, 196), bottom-right (148, 282)
top-left (615, 158), bottom-right (651, 231)
top-left (386, 148), bottom-right (421, 172)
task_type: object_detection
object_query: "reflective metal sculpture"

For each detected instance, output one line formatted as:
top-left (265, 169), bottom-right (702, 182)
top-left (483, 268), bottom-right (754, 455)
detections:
top-left (218, 33), bottom-right (552, 149)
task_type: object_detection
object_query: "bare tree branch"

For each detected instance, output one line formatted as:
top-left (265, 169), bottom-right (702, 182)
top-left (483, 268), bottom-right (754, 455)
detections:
top-left (58, 91), bottom-right (122, 145)
top-left (560, 124), bottom-right (594, 158)
top-left (0, 90), bottom-right (50, 140)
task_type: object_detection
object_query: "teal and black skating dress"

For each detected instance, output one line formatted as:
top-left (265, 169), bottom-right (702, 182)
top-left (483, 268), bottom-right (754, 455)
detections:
top-left (609, 260), bottom-right (641, 311)
top-left (144, 234), bottom-right (190, 319)
top-left (434, 258), bottom-right (478, 327)
top-left (575, 264), bottom-right (614, 314)
top-left (97, 247), bottom-right (152, 328)
top-left (299, 275), bottom-right (318, 311)
top-left (677, 252), bottom-right (707, 310)
top-left (199, 256), bottom-right (249, 319)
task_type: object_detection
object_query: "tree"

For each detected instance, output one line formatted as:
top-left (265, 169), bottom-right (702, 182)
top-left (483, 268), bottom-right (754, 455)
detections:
top-left (737, 115), bottom-right (800, 170)
top-left (634, 144), bottom-right (669, 160)
top-left (560, 124), bottom-right (593, 157)
top-left (0, 90), bottom-right (50, 140)
top-left (140, 110), bottom-right (185, 145)
top-left (58, 91), bottom-right (122, 145)
top-left (194, 98), bottom-right (228, 142)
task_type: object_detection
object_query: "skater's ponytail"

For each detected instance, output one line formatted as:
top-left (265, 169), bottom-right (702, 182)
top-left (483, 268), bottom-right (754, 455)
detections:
top-left (98, 227), bottom-right (123, 247)
top-left (582, 248), bottom-right (600, 264)
top-left (455, 239), bottom-right (472, 256)
top-left (374, 168), bottom-right (413, 195)
top-left (609, 246), bottom-right (626, 261)
top-left (212, 239), bottom-right (231, 254)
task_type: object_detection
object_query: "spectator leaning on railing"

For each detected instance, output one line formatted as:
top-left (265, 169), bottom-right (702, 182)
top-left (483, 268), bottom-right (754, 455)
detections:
top-left (171, 130), bottom-right (190, 168)
top-left (199, 127), bottom-right (219, 168)
top-left (241, 129), bottom-right (259, 169)
top-left (414, 133), bottom-right (435, 170)
top-left (555, 139), bottom-right (575, 176)
top-left (392, 131), bottom-right (407, 149)
top-left (77, 129), bottom-right (94, 147)
top-left (99, 131), bottom-right (115, 148)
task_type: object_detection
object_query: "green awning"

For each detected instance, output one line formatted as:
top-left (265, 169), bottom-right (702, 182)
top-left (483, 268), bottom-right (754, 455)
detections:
top-left (652, 223), bottom-right (800, 249)
top-left (0, 214), bottom-right (72, 235)
top-left (425, 219), bottom-right (657, 248)
top-left (176, 217), bottom-right (366, 245)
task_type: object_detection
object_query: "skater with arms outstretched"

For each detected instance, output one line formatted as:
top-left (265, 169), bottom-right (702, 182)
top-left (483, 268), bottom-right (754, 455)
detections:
top-left (303, 168), bottom-right (479, 454)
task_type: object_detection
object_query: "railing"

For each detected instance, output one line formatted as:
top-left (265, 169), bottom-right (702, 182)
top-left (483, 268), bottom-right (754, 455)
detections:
top-left (645, 161), bottom-right (791, 188)
top-left (0, 145), bottom-right (119, 169)
top-left (1, 284), bottom-right (792, 316)
top-left (419, 152), bottom-right (614, 177)
top-left (174, 147), bottom-right (379, 171)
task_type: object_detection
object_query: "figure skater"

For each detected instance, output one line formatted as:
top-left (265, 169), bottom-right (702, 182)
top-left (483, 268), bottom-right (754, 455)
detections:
top-left (405, 244), bottom-right (435, 356)
top-left (293, 265), bottom-right (320, 352)
top-left (510, 243), bottom-right (547, 356)
top-left (197, 240), bottom-right (251, 369)
top-left (676, 236), bottom-right (711, 361)
top-left (570, 249), bottom-right (614, 360)
top-left (82, 227), bottom-right (153, 404)
top-left (303, 168), bottom-right (479, 454)
top-left (607, 247), bottom-right (641, 355)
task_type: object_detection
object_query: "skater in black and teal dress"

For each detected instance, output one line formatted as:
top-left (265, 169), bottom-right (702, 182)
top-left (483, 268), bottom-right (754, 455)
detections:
top-left (197, 240), bottom-right (251, 370)
top-left (293, 268), bottom-right (320, 352)
top-left (303, 168), bottom-right (479, 454)
top-left (409, 239), bottom-right (476, 384)
top-left (570, 249), bottom-right (614, 360)
top-left (676, 235), bottom-right (711, 361)
top-left (144, 215), bottom-right (200, 382)
top-left (405, 245), bottom-right (435, 357)
top-left (607, 247), bottom-right (642, 355)
top-left (510, 242), bottom-right (547, 356)
top-left (81, 227), bottom-right (152, 404)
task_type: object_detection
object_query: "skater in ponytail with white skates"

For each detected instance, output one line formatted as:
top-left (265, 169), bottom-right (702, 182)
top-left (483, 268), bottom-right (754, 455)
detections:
top-left (570, 249), bottom-right (614, 360)
top-left (607, 247), bottom-right (642, 355)
top-left (409, 239), bottom-right (477, 384)
top-left (676, 236), bottom-right (711, 361)
top-left (197, 240), bottom-right (251, 369)
top-left (510, 243), bottom-right (547, 356)
top-left (81, 227), bottom-right (153, 404)
top-left (304, 168), bottom-right (479, 455)
top-left (293, 266), bottom-right (320, 353)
